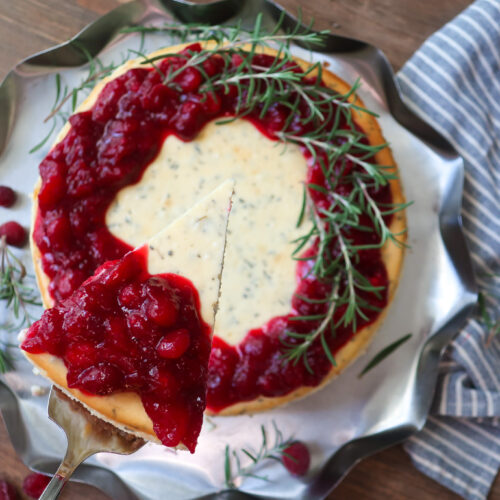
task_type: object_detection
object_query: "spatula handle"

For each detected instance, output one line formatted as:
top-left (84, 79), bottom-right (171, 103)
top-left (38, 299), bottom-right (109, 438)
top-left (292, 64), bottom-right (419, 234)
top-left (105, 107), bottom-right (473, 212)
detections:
top-left (38, 455), bottom-right (84, 500)
top-left (38, 473), bottom-right (67, 500)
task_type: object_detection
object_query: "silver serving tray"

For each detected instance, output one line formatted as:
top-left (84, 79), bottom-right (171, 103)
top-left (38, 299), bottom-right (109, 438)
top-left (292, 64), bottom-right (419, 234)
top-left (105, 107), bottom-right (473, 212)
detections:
top-left (0, 1), bottom-right (477, 499)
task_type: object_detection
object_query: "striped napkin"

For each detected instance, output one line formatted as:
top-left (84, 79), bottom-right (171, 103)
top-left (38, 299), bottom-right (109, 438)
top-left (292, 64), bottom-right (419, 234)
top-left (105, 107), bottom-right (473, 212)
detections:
top-left (396, 0), bottom-right (500, 498)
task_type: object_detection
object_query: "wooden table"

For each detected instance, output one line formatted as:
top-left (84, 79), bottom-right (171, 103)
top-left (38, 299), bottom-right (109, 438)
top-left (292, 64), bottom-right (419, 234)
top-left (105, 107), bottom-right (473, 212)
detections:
top-left (0, 1), bottom-right (497, 499)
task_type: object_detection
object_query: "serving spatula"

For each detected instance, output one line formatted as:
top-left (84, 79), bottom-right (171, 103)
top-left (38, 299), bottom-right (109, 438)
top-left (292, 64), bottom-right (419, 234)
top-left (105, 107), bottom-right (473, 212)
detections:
top-left (39, 386), bottom-right (145, 500)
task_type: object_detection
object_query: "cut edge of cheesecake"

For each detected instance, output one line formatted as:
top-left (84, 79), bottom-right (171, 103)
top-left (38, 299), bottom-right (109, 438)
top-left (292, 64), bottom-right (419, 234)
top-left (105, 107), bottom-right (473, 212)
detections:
top-left (30, 42), bottom-right (406, 417)
top-left (23, 179), bottom-right (234, 445)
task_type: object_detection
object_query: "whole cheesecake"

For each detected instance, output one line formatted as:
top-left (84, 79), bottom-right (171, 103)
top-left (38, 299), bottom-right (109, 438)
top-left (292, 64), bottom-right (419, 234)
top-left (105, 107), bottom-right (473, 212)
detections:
top-left (29, 41), bottom-right (406, 421)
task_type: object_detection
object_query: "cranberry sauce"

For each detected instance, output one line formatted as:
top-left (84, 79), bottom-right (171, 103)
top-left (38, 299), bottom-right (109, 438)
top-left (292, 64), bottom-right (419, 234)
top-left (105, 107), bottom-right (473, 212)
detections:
top-left (22, 247), bottom-right (211, 452)
top-left (33, 44), bottom-right (393, 412)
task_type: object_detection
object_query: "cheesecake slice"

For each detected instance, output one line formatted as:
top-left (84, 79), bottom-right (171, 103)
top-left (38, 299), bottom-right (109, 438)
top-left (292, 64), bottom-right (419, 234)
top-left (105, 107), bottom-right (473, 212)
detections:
top-left (21, 180), bottom-right (234, 452)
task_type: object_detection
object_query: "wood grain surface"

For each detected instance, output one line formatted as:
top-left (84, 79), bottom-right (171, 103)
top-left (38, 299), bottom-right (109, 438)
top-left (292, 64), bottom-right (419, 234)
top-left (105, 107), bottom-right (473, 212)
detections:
top-left (0, 1), bottom-right (498, 499)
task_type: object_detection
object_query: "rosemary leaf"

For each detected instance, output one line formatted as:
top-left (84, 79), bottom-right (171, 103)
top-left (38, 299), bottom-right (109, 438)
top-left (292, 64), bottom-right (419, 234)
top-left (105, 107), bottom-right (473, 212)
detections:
top-left (358, 333), bottom-right (412, 378)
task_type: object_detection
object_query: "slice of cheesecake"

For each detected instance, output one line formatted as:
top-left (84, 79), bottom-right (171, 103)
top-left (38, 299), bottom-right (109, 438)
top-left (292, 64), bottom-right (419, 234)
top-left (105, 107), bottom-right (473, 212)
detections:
top-left (21, 180), bottom-right (234, 452)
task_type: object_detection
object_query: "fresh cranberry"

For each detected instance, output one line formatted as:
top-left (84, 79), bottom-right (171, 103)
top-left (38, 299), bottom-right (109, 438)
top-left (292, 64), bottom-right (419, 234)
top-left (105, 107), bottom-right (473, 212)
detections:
top-left (0, 221), bottom-right (27, 247)
top-left (0, 479), bottom-right (17, 500)
top-left (22, 473), bottom-right (50, 499)
top-left (157, 329), bottom-right (190, 359)
top-left (0, 186), bottom-right (16, 208)
top-left (282, 442), bottom-right (310, 477)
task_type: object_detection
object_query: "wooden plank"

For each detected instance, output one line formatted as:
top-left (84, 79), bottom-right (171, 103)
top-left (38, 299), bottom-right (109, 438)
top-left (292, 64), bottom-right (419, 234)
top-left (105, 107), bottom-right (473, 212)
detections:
top-left (1, 1), bottom-right (498, 499)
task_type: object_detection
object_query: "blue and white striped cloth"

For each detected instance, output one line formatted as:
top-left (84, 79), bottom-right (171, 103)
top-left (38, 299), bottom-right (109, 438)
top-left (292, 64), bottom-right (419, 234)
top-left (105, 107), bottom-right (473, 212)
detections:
top-left (396, 1), bottom-right (500, 498)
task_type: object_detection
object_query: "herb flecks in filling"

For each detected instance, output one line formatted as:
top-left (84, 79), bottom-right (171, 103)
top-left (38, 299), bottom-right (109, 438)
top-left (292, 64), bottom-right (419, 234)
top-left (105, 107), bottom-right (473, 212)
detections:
top-left (34, 17), bottom-right (405, 411)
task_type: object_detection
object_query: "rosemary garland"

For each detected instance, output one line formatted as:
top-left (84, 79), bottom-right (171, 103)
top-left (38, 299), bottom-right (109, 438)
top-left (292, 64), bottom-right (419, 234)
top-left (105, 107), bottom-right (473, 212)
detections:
top-left (224, 421), bottom-right (295, 488)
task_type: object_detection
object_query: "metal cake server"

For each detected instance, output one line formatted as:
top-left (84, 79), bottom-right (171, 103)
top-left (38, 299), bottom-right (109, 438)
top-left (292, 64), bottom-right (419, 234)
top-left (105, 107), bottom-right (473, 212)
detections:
top-left (39, 387), bottom-right (145, 500)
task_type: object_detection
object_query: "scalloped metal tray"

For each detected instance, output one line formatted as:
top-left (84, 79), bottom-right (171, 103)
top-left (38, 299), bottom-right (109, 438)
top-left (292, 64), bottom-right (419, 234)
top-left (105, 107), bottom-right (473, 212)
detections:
top-left (0, 1), bottom-right (476, 499)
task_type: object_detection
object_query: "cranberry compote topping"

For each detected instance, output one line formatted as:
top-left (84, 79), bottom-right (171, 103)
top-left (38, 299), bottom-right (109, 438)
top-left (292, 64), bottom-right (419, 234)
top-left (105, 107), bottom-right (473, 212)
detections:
top-left (34, 46), bottom-right (393, 411)
top-left (21, 248), bottom-right (211, 452)
top-left (0, 186), bottom-right (16, 208)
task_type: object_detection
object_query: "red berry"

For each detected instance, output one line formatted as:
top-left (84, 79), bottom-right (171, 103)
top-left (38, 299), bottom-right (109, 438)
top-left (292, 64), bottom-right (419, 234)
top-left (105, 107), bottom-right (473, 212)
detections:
top-left (0, 186), bottom-right (16, 208)
top-left (22, 473), bottom-right (50, 499)
top-left (0, 479), bottom-right (17, 500)
top-left (69, 362), bottom-right (124, 395)
top-left (119, 282), bottom-right (142, 308)
top-left (147, 296), bottom-right (178, 327)
top-left (157, 329), bottom-right (190, 359)
top-left (175, 67), bottom-right (202, 93)
top-left (127, 311), bottom-right (149, 335)
top-left (0, 221), bottom-right (27, 247)
top-left (282, 441), bottom-right (310, 477)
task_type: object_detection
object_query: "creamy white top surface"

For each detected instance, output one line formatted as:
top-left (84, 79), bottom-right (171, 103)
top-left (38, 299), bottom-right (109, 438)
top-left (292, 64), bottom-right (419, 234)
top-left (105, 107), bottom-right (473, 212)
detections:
top-left (146, 180), bottom-right (233, 327)
top-left (106, 119), bottom-right (309, 345)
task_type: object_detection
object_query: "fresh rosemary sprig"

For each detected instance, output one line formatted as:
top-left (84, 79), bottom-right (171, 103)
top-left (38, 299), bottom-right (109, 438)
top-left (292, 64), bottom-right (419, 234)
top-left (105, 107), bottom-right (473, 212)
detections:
top-left (0, 341), bottom-right (15, 374)
top-left (0, 236), bottom-right (41, 332)
top-left (477, 292), bottom-right (500, 347)
top-left (224, 421), bottom-right (295, 488)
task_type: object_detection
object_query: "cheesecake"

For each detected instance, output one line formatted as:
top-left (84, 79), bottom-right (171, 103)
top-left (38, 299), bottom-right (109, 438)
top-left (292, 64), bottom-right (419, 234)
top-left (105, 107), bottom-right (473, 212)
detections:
top-left (29, 42), bottom-right (406, 417)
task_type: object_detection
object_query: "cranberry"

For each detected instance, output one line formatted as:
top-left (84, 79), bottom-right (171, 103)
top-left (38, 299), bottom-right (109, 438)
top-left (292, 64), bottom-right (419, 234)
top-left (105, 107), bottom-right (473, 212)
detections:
top-left (174, 101), bottom-right (203, 140)
top-left (0, 480), bottom-right (17, 500)
top-left (69, 362), bottom-right (124, 395)
top-left (65, 342), bottom-right (97, 367)
top-left (119, 282), bottom-right (143, 308)
top-left (45, 215), bottom-right (71, 250)
top-left (175, 67), bottom-right (202, 92)
top-left (0, 221), bottom-right (27, 247)
top-left (142, 84), bottom-right (177, 112)
top-left (0, 186), bottom-right (16, 208)
top-left (37, 160), bottom-right (66, 210)
top-left (157, 329), bottom-right (190, 359)
top-left (127, 311), bottom-right (150, 336)
top-left (22, 473), bottom-right (50, 499)
top-left (147, 296), bottom-right (178, 327)
top-left (282, 442), bottom-right (310, 477)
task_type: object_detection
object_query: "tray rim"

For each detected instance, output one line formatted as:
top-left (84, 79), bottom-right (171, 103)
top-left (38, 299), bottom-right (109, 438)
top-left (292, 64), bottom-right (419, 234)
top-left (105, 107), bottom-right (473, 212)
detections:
top-left (0, 1), bottom-right (477, 499)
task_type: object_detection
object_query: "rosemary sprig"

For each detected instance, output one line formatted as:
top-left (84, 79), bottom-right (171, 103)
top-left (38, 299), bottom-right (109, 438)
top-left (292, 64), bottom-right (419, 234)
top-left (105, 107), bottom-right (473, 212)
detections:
top-left (224, 421), bottom-right (295, 488)
top-left (477, 292), bottom-right (500, 347)
top-left (358, 333), bottom-right (412, 378)
top-left (0, 341), bottom-right (15, 374)
top-left (0, 236), bottom-right (41, 332)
